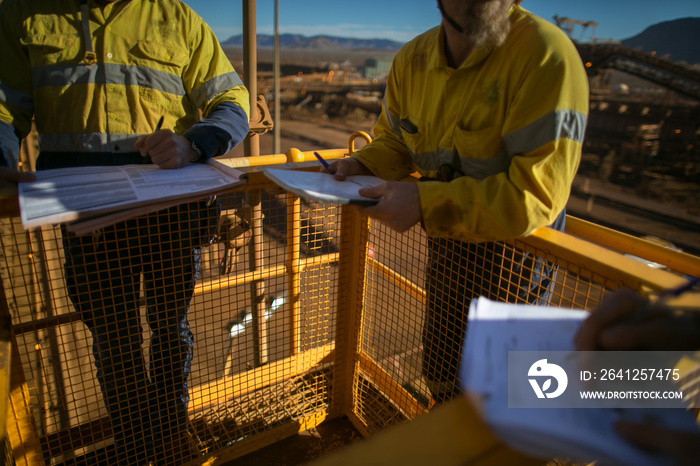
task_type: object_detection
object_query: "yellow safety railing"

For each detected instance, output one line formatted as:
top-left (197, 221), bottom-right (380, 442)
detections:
top-left (1, 135), bottom-right (698, 465)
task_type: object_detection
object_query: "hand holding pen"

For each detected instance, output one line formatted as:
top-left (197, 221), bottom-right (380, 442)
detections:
top-left (315, 151), bottom-right (373, 180)
top-left (574, 279), bottom-right (700, 351)
top-left (314, 151), bottom-right (336, 175)
top-left (137, 116), bottom-right (164, 164)
top-left (134, 115), bottom-right (198, 169)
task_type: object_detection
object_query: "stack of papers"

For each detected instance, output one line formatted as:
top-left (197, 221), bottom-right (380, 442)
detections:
top-left (18, 159), bottom-right (246, 234)
top-left (459, 297), bottom-right (700, 466)
top-left (264, 168), bottom-right (384, 206)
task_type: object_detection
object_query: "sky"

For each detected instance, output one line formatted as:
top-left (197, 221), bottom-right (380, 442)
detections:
top-left (181, 0), bottom-right (700, 44)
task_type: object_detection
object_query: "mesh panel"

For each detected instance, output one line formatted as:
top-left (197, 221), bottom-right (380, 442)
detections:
top-left (1, 188), bottom-right (342, 465)
top-left (352, 219), bottom-right (617, 433)
top-left (2, 175), bottom-right (692, 464)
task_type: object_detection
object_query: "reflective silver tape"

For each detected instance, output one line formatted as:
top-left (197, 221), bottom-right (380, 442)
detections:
top-left (39, 132), bottom-right (143, 153)
top-left (31, 63), bottom-right (187, 96)
top-left (503, 109), bottom-right (587, 155)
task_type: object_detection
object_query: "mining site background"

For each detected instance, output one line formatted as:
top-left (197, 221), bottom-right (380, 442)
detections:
top-left (222, 45), bottom-right (700, 258)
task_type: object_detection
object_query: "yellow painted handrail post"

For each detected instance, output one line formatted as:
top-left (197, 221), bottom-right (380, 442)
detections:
top-left (1, 280), bottom-right (42, 465)
top-left (285, 193), bottom-right (302, 356)
top-left (331, 206), bottom-right (370, 419)
top-left (242, 0), bottom-right (260, 159)
top-left (247, 190), bottom-right (268, 367)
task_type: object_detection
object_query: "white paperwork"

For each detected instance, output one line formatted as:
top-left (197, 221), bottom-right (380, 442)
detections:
top-left (459, 297), bottom-right (700, 466)
top-left (18, 159), bottom-right (246, 231)
top-left (263, 168), bottom-right (384, 205)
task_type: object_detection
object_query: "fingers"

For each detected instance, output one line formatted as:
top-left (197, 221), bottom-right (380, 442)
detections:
top-left (331, 159), bottom-right (352, 180)
top-left (358, 183), bottom-right (386, 199)
top-left (597, 320), bottom-right (666, 350)
top-left (135, 129), bottom-right (169, 158)
top-left (329, 158), bottom-right (372, 181)
top-left (574, 288), bottom-right (646, 350)
top-left (616, 420), bottom-right (700, 463)
top-left (357, 182), bottom-right (421, 233)
top-left (135, 131), bottom-right (192, 169)
top-left (0, 167), bottom-right (36, 183)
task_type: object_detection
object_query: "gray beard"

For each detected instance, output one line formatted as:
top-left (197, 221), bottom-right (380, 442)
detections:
top-left (461, 1), bottom-right (511, 49)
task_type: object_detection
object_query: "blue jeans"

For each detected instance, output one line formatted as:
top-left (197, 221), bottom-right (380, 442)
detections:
top-left (422, 211), bottom-right (565, 403)
top-left (40, 152), bottom-right (215, 464)
top-left (62, 204), bottom-right (207, 464)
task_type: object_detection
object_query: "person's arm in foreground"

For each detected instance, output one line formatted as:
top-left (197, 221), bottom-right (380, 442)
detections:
top-left (573, 287), bottom-right (700, 351)
top-left (574, 287), bottom-right (700, 464)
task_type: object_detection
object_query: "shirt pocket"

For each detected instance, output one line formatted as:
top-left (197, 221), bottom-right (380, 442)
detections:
top-left (21, 34), bottom-right (81, 67)
top-left (130, 40), bottom-right (189, 109)
top-left (129, 40), bottom-right (189, 72)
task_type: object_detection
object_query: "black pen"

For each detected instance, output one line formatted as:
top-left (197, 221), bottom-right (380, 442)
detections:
top-left (155, 115), bottom-right (165, 131)
top-left (144, 115), bottom-right (165, 164)
top-left (654, 276), bottom-right (699, 303)
top-left (635, 276), bottom-right (699, 320)
top-left (314, 151), bottom-right (334, 173)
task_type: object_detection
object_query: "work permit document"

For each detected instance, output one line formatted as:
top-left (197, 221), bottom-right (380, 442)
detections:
top-left (18, 159), bottom-right (246, 232)
top-left (459, 297), bottom-right (700, 466)
top-left (264, 168), bottom-right (383, 206)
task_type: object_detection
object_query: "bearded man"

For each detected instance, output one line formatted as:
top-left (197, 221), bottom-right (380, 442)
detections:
top-left (324, 0), bottom-right (589, 403)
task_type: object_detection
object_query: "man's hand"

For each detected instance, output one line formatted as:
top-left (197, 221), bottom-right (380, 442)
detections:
top-left (0, 166), bottom-right (36, 189)
top-left (134, 130), bottom-right (199, 169)
top-left (320, 157), bottom-right (422, 232)
top-left (356, 181), bottom-right (422, 233)
top-left (615, 420), bottom-right (700, 465)
top-left (321, 157), bottom-right (373, 180)
top-left (574, 287), bottom-right (700, 351)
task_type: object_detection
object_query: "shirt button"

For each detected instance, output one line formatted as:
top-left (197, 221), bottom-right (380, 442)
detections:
top-left (107, 25), bottom-right (112, 31)
top-left (110, 113), bottom-right (117, 120)
top-left (108, 84), bottom-right (115, 90)
top-left (107, 52), bottom-right (113, 59)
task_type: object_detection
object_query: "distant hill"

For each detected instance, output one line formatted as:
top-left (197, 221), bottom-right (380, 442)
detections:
top-left (222, 17), bottom-right (700, 64)
top-left (221, 33), bottom-right (403, 51)
top-left (620, 17), bottom-right (700, 65)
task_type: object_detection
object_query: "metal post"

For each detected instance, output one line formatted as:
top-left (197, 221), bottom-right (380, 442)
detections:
top-left (273, 0), bottom-right (281, 154)
top-left (243, 0), bottom-right (259, 157)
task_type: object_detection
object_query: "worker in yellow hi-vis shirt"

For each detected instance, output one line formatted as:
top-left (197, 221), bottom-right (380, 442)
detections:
top-left (324, 0), bottom-right (588, 404)
top-left (0, 0), bottom-right (249, 464)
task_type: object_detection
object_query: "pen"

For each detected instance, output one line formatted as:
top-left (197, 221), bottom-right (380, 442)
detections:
top-left (155, 115), bottom-right (165, 131)
top-left (143, 115), bottom-right (165, 164)
top-left (654, 276), bottom-right (699, 303)
top-left (314, 151), bottom-right (334, 173)
top-left (634, 276), bottom-right (699, 320)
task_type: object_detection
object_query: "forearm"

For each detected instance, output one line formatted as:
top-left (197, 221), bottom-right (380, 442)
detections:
top-left (182, 102), bottom-right (249, 161)
top-left (418, 136), bottom-right (581, 242)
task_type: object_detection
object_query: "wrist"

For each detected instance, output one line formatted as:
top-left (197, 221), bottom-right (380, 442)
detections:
top-left (189, 139), bottom-right (204, 162)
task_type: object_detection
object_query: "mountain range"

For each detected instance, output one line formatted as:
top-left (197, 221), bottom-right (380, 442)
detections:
top-left (222, 17), bottom-right (700, 65)
top-left (620, 17), bottom-right (700, 65)
top-left (221, 33), bottom-right (403, 51)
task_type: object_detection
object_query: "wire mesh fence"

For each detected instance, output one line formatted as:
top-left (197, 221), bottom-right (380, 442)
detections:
top-left (2, 171), bottom-right (695, 465)
top-left (351, 220), bottom-right (618, 435)
top-left (1, 182), bottom-right (344, 465)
